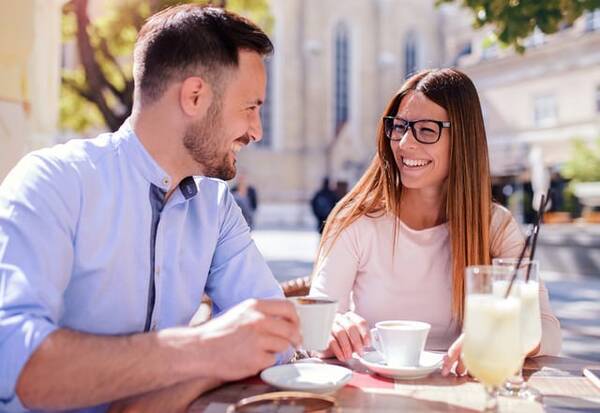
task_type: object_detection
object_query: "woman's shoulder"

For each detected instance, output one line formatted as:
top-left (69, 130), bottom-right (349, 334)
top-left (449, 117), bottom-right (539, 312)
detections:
top-left (491, 203), bottom-right (514, 226)
top-left (490, 203), bottom-right (525, 257)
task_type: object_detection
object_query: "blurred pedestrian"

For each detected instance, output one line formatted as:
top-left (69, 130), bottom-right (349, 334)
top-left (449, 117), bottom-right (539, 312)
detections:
top-left (232, 173), bottom-right (258, 229)
top-left (310, 177), bottom-right (337, 233)
top-left (334, 180), bottom-right (349, 202)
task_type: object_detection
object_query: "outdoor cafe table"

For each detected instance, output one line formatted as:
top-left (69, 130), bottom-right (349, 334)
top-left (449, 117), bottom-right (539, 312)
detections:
top-left (188, 356), bottom-right (600, 412)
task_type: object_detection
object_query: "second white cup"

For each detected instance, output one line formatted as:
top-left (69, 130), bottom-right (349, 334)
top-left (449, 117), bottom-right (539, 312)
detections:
top-left (371, 320), bottom-right (431, 367)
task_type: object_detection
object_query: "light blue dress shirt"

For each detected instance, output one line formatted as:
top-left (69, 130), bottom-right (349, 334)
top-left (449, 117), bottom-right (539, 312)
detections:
top-left (0, 121), bottom-right (285, 412)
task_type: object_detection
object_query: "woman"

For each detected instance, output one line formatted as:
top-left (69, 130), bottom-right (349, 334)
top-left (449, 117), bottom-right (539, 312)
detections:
top-left (309, 68), bottom-right (561, 375)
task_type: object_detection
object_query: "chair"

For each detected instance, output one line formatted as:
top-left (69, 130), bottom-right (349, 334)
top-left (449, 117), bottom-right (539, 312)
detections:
top-left (280, 275), bottom-right (312, 297)
top-left (190, 276), bottom-right (312, 325)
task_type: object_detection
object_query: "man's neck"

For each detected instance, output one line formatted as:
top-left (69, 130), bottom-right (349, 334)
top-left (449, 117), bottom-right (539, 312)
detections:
top-left (130, 106), bottom-right (194, 196)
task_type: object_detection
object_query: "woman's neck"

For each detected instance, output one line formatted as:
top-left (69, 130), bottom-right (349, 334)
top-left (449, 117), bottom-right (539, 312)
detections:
top-left (399, 186), bottom-right (447, 230)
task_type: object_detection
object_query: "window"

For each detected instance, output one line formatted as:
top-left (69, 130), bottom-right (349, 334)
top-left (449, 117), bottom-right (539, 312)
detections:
top-left (533, 95), bottom-right (557, 127)
top-left (404, 31), bottom-right (418, 78)
top-left (334, 22), bottom-right (350, 134)
top-left (586, 10), bottom-right (600, 32)
top-left (257, 58), bottom-right (273, 147)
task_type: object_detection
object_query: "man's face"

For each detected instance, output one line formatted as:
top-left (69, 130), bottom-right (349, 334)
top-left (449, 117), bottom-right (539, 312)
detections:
top-left (183, 51), bottom-right (266, 180)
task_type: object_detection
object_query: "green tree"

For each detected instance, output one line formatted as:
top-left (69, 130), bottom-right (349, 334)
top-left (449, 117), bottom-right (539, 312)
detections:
top-left (562, 138), bottom-right (600, 182)
top-left (61, 0), bottom-right (272, 133)
top-left (437, 0), bottom-right (600, 52)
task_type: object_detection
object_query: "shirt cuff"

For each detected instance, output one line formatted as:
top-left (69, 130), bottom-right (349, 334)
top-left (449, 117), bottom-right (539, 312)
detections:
top-left (275, 345), bottom-right (295, 365)
top-left (0, 316), bottom-right (58, 412)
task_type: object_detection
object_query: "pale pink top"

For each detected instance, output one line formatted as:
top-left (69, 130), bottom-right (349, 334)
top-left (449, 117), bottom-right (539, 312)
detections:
top-left (310, 204), bottom-right (562, 355)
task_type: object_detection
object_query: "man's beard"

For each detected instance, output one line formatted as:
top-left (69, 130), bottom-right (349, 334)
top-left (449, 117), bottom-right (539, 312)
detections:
top-left (183, 98), bottom-right (237, 181)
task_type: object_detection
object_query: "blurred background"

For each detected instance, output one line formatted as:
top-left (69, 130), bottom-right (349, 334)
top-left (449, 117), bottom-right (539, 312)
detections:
top-left (1, 0), bottom-right (599, 361)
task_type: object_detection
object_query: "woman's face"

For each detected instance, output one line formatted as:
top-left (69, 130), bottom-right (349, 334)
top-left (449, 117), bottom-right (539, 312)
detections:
top-left (390, 91), bottom-right (450, 193)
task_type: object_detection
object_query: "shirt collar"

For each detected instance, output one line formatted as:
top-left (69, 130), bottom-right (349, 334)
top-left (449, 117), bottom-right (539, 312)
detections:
top-left (116, 119), bottom-right (198, 199)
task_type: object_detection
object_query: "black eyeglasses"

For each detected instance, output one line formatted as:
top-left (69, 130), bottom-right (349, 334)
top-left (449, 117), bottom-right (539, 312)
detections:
top-left (383, 116), bottom-right (451, 144)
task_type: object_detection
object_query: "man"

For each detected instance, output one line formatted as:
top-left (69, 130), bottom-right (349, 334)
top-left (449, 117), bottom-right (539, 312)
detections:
top-left (310, 177), bottom-right (338, 234)
top-left (0, 5), bottom-right (300, 412)
top-left (231, 173), bottom-right (258, 229)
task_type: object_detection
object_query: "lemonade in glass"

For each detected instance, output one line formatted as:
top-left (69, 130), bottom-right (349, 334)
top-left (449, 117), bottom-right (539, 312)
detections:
top-left (462, 266), bottom-right (523, 411)
top-left (493, 258), bottom-right (542, 400)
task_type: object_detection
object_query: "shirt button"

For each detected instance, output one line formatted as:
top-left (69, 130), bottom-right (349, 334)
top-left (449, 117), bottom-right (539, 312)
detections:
top-left (162, 177), bottom-right (169, 186)
top-left (151, 322), bottom-right (158, 331)
top-left (155, 266), bottom-right (160, 277)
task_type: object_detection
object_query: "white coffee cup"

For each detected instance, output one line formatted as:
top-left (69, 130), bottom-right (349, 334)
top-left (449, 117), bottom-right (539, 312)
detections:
top-left (371, 320), bottom-right (431, 367)
top-left (290, 296), bottom-right (338, 351)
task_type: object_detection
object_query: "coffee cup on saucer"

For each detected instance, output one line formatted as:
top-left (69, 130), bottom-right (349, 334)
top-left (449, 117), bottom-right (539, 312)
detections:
top-left (370, 320), bottom-right (431, 368)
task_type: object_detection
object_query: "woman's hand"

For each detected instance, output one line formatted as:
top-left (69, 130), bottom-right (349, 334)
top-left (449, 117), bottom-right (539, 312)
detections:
top-left (325, 311), bottom-right (371, 361)
top-left (442, 334), bottom-right (468, 376)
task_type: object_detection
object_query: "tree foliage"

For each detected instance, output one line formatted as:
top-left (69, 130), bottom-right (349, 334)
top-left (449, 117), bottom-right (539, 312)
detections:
top-left (60, 0), bottom-right (272, 134)
top-left (562, 138), bottom-right (600, 182)
top-left (437, 0), bottom-right (600, 52)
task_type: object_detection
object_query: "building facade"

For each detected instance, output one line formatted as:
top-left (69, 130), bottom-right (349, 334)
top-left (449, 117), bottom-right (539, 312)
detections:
top-left (237, 1), bottom-right (600, 227)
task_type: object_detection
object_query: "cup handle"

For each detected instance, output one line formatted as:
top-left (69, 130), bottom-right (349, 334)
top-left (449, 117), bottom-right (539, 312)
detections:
top-left (370, 328), bottom-right (382, 353)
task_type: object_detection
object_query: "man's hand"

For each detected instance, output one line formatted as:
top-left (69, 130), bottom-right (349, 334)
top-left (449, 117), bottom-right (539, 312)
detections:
top-left (195, 298), bottom-right (301, 381)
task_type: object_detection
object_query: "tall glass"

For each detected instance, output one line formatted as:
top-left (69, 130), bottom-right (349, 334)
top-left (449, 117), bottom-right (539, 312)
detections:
top-left (462, 266), bottom-right (523, 412)
top-left (493, 258), bottom-right (542, 401)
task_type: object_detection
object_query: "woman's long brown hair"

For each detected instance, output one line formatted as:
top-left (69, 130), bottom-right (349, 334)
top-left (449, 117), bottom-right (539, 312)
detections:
top-left (315, 68), bottom-right (492, 324)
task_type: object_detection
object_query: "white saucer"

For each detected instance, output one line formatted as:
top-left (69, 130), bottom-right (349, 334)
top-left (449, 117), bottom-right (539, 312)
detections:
top-left (260, 363), bottom-right (353, 393)
top-left (356, 350), bottom-right (444, 380)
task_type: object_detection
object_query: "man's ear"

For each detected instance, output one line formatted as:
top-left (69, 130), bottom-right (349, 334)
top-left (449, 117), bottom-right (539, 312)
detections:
top-left (179, 76), bottom-right (212, 117)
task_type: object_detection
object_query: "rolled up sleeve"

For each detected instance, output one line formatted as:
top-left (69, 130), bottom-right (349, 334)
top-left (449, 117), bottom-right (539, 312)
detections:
top-left (0, 153), bottom-right (78, 411)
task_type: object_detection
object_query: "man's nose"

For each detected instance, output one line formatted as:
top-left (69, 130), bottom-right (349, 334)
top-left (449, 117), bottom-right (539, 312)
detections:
top-left (248, 110), bottom-right (263, 142)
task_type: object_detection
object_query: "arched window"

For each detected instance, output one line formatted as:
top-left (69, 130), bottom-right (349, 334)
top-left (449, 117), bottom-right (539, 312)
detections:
top-left (404, 31), bottom-right (418, 79)
top-left (258, 57), bottom-right (273, 147)
top-left (334, 22), bottom-right (350, 134)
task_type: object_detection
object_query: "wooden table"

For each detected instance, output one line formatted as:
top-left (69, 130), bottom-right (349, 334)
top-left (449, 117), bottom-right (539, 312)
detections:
top-left (189, 356), bottom-right (600, 412)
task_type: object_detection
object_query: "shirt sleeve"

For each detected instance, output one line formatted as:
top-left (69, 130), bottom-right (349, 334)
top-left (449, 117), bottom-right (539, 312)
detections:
top-left (491, 205), bottom-right (562, 356)
top-left (203, 186), bottom-right (292, 363)
top-left (309, 222), bottom-right (360, 313)
top-left (0, 153), bottom-right (78, 411)
top-left (204, 187), bottom-right (283, 312)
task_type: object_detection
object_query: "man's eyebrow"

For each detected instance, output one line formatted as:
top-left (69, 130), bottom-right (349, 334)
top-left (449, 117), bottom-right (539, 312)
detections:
top-left (247, 99), bottom-right (264, 106)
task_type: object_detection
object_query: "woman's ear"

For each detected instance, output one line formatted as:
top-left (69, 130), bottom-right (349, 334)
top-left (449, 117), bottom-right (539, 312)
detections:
top-left (179, 76), bottom-right (212, 117)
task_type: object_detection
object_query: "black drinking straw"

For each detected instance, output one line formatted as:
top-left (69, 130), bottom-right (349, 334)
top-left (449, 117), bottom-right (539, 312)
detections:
top-left (525, 189), bottom-right (552, 282)
top-left (504, 231), bottom-right (533, 299)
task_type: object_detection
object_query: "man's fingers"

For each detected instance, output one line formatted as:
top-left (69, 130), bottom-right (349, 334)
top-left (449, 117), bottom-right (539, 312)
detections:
top-left (259, 334), bottom-right (292, 354)
top-left (258, 316), bottom-right (302, 347)
top-left (253, 299), bottom-right (300, 325)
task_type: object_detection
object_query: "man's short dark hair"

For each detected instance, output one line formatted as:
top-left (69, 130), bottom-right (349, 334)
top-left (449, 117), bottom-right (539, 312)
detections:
top-left (133, 5), bottom-right (273, 104)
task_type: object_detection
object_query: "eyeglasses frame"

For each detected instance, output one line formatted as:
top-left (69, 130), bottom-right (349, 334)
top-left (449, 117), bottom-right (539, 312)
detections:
top-left (383, 116), bottom-right (451, 144)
